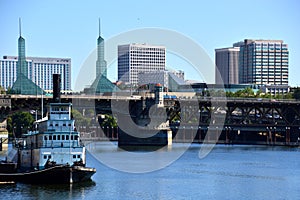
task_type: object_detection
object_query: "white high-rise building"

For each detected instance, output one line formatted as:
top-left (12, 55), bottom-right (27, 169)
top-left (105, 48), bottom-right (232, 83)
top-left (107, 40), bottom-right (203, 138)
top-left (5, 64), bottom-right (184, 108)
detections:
top-left (0, 56), bottom-right (71, 92)
top-left (118, 43), bottom-right (166, 86)
top-left (237, 39), bottom-right (289, 86)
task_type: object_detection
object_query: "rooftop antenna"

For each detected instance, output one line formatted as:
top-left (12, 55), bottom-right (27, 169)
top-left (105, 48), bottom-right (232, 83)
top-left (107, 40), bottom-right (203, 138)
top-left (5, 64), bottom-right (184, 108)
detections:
top-left (19, 17), bottom-right (22, 36)
top-left (98, 18), bottom-right (101, 36)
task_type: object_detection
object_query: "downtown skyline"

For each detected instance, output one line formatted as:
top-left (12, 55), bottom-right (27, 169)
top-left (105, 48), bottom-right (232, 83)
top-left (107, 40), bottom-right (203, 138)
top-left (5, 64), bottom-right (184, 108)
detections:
top-left (0, 0), bottom-right (299, 90)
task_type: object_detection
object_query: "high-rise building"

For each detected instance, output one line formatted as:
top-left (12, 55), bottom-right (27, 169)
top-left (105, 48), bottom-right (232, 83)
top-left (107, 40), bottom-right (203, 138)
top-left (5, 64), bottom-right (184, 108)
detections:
top-left (0, 56), bottom-right (71, 92)
top-left (237, 39), bottom-right (289, 85)
top-left (0, 19), bottom-right (72, 93)
top-left (118, 43), bottom-right (166, 86)
top-left (215, 47), bottom-right (240, 84)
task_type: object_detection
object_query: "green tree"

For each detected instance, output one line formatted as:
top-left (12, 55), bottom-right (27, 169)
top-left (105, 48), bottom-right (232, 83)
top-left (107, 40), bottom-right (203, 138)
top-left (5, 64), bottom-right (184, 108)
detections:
top-left (0, 85), bottom-right (5, 94)
top-left (234, 88), bottom-right (255, 98)
top-left (293, 88), bottom-right (300, 100)
top-left (100, 114), bottom-right (117, 128)
top-left (9, 111), bottom-right (35, 137)
top-left (72, 109), bottom-right (91, 129)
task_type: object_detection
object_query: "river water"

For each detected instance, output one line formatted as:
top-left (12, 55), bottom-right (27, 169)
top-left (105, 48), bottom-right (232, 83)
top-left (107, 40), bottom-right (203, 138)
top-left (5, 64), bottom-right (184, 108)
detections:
top-left (1, 142), bottom-right (300, 200)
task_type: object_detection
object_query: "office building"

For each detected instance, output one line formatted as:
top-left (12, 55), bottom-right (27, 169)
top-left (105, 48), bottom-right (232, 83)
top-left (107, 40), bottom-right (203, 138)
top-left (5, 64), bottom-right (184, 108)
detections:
top-left (0, 19), bottom-right (72, 94)
top-left (138, 70), bottom-right (185, 91)
top-left (215, 47), bottom-right (240, 84)
top-left (237, 39), bottom-right (289, 86)
top-left (0, 56), bottom-right (71, 92)
top-left (118, 43), bottom-right (166, 86)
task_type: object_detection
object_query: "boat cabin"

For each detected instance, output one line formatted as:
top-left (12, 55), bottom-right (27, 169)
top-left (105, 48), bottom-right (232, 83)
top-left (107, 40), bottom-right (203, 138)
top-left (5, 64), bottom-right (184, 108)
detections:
top-left (18, 102), bottom-right (85, 170)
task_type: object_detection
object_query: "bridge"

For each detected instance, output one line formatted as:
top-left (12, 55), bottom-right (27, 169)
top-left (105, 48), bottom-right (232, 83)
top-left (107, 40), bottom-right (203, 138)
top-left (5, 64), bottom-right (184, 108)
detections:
top-left (1, 94), bottom-right (300, 146)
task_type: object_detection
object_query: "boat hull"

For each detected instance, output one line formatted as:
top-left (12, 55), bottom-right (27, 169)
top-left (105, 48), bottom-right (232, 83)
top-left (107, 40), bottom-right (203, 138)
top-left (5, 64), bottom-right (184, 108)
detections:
top-left (0, 165), bottom-right (96, 184)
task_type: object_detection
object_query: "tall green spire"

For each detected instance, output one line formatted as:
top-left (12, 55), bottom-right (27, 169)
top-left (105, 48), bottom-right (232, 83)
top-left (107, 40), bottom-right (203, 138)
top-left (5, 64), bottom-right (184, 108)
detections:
top-left (17, 18), bottom-right (28, 78)
top-left (88, 18), bottom-right (119, 94)
top-left (11, 18), bottom-right (44, 95)
top-left (96, 18), bottom-right (107, 78)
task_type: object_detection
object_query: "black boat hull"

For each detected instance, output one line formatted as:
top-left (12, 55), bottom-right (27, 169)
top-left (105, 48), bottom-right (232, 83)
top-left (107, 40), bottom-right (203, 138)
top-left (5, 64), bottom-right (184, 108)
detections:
top-left (0, 165), bottom-right (96, 184)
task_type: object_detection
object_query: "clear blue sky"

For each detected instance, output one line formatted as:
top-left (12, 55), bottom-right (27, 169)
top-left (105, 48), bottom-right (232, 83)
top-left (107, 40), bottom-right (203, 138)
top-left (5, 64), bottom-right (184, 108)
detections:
top-left (1, 0), bottom-right (299, 90)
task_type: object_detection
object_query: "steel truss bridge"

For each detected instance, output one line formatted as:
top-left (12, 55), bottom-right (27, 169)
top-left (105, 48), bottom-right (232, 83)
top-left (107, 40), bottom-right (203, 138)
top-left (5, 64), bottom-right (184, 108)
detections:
top-left (1, 95), bottom-right (300, 146)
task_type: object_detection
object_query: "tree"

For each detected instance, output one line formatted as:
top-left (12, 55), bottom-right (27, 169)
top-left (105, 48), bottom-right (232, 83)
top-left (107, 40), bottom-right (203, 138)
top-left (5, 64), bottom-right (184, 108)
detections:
top-left (233, 88), bottom-right (255, 98)
top-left (293, 88), bottom-right (300, 100)
top-left (0, 85), bottom-right (5, 94)
top-left (9, 111), bottom-right (35, 137)
top-left (100, 114), bottom-right (117, 128)
top-left (72, 109), bottom-right (91, 129)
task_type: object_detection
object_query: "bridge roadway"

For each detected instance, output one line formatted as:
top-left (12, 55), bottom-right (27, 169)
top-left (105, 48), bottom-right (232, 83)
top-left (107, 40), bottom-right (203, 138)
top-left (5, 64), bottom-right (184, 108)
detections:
top-left (2, 94), bottom-right (300, 146)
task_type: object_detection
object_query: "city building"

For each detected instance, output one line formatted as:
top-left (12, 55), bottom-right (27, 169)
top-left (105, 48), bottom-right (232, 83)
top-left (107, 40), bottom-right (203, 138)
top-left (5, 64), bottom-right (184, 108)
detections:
top-left (0, 19), bottom-right (71, 94)
top-left (0, 56), bottom-right (71, 92)
top-left (236, 39), bottom-right (289, 86)
top-left (10, 18), bottom-right (39, 95)
top-left (118, 43), bottom-right (166, 86)
top-left (88, 19), bottom-right (118, 94)
top-left (215, 47), bottom-right (240, 84)
top-left (138, 70), bottom-right (185, 91)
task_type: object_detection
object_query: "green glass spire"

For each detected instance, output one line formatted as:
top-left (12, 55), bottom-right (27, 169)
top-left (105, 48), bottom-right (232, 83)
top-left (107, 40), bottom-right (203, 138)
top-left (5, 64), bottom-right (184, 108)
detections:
top-left (88, 19), bottom-right (119, 94)
top-left (11, 18), bottom-right (44, 95)
top-left (96, 18), bottom-right (107, 78)
top-left (17, 18), bottom-right (28, 78)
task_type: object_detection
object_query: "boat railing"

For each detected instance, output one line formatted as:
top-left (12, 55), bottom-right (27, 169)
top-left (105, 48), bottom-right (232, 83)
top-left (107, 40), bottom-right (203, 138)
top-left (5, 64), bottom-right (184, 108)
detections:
top-left (17, 140), bottom-right (83, 150)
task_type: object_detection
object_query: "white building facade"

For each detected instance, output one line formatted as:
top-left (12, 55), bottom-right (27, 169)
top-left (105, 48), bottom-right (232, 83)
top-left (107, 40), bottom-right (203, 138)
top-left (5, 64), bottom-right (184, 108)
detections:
top-left (0, 56), bottom-right (71, 92)
top-left (118, 44), bottom-right (166, 86)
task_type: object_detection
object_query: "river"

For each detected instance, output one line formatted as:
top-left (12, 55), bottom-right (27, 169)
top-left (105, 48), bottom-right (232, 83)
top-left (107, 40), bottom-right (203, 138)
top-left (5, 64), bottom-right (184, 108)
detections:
top-left (1, 142), bottom-right (300, 199)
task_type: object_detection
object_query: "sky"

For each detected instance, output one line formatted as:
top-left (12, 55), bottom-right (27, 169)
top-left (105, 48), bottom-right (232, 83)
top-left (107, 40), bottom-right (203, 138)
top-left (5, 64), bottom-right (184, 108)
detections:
top-left (0, 0), bottom-right (299, 90)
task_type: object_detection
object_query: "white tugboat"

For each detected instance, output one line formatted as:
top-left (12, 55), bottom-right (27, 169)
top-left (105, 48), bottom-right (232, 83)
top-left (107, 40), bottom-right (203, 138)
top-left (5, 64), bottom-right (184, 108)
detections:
top-left (0, 74), bottom-right (96, 184)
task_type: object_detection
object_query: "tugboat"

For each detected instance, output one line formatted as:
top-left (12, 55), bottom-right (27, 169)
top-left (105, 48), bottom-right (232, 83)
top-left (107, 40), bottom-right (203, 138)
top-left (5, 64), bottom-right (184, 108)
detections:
top-left (0, 74), bottom-right (96, 184)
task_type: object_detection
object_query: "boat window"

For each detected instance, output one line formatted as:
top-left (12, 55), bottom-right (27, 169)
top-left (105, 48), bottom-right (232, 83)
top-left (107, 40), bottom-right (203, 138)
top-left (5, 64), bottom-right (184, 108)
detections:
top-left (44, 136), bottom-right (48, 140)
top-left (63, 124), bottom-right (66, 126)
top-left (71, 135), bottom-right (74, 140)
top-left (62, 135), bottom-right (65, 140)
top-left (55, 124), bottom-right (58, 126)
top-left (61, 107), bottom-right (69, 111)
top-left (66, 135), bottom-right (69, 140)
top-left (77, 155), bottom-right (81, 158)
top-left (49, 135), bottom-right (52, 140)
top-left (52, 107), bottom-right (59, 111)
top-left (74, 135), bottom-right (78, 140)
top-left (68, 124), bottom-right (71, 126)
top-left (44, 155), bottom-right (47, 159)
top-left (73, 155), bottom-right (76, 159)
top-left (49, 124), bottom-right (53, 126)
top-left (57, 135), bottom-right (60, 140)
top-left (53, 135), bottom-right (56, 140)
top-left (48, 155), bottom-right (51, 159)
